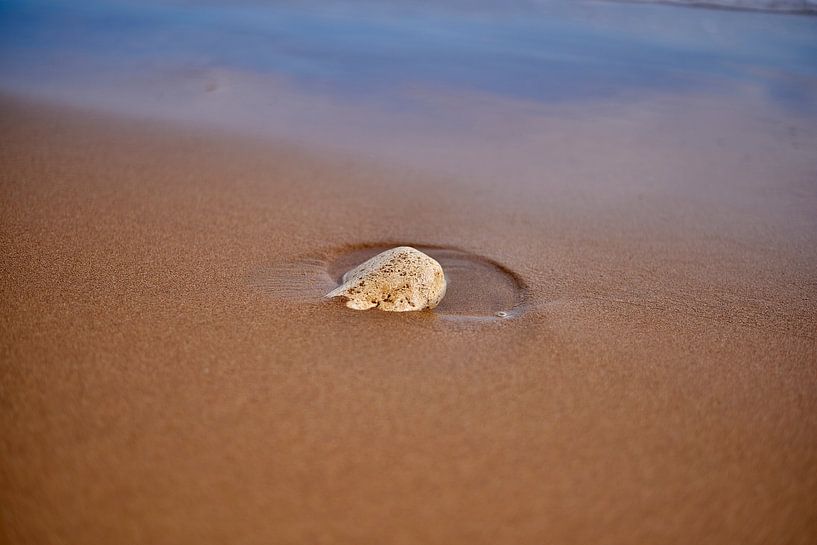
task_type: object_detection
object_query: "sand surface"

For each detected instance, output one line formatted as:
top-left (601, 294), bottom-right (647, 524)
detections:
top-left (1, 95), bottom-right (816, 544)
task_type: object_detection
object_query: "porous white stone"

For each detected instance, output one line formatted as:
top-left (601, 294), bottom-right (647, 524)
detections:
top-left (326, 246), bottom-right (446, 311)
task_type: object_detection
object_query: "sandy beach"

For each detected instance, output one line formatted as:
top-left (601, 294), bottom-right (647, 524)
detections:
top-left (2, 0), bottom-right (817, 543)
top-left (2, 89), bottom-right (816, 543)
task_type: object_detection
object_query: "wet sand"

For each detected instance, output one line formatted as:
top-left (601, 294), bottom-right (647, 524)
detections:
top-left (1, 94), bottom-right (816, 544)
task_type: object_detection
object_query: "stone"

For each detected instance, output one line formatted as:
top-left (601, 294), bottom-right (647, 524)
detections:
top-left (326, 246), bottom-right (446, 311)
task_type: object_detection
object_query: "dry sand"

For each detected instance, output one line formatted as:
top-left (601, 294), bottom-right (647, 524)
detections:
top-left (1, 94), bottom-right (816, 544)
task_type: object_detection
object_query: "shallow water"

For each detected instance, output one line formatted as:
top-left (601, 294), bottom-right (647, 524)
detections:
top-left (2, 0), bottom-right (816, 146)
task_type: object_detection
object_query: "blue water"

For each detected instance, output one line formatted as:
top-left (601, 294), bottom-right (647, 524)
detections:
top-left (1, 0), bottom-right (816, 108)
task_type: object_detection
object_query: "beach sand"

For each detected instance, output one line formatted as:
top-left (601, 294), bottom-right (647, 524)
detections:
top-left (1, 94), bottom-right (816, 544)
